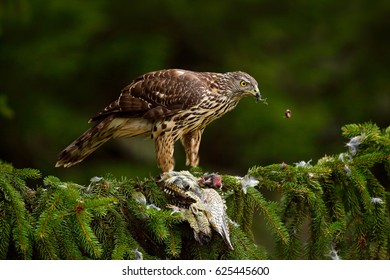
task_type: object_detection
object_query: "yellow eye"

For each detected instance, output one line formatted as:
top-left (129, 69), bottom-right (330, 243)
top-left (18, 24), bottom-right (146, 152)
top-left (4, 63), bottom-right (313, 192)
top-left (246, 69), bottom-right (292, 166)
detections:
top-left (240, 80), bottom-right (248, 87)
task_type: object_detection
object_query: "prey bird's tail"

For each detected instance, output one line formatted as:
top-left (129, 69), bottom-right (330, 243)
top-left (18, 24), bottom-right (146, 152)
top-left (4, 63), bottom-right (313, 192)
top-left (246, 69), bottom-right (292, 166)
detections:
top-left (55, 116), bottom-right (151, 168)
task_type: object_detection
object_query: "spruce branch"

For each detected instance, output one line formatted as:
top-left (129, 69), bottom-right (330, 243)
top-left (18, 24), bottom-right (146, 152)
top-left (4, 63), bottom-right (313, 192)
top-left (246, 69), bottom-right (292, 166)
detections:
top-left (0, 122), bottom-right (389, 259)
top-left (0, 168), bottom-right (34, 259)
top-left (246, 187), bottom-right (289, 245)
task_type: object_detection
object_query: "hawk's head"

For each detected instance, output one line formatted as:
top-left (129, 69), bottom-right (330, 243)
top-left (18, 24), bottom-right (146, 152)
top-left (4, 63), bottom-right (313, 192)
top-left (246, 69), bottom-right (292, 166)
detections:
top-left (224, 71), bottom-right (262, 102)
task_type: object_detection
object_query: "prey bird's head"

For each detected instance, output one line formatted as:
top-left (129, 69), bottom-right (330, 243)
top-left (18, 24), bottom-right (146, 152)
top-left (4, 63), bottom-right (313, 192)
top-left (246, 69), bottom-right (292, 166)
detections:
top-left (224, 71), bottom-right (264, 103)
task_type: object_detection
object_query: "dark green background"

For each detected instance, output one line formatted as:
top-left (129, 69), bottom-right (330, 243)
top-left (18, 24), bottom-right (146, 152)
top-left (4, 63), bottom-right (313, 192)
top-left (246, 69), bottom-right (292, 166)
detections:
top-left (1, 0), bottom-right (389, 183)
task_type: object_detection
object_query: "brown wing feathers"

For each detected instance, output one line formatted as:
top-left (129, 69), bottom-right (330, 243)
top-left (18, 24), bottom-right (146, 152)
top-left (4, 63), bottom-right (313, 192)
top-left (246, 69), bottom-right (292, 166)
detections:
top-left (90, 69), bottom-right (204, 122)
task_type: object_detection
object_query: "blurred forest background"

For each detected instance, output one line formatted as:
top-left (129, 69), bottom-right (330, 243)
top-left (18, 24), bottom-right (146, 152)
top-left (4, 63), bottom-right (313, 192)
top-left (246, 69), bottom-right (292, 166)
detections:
top-left (1, 0), bottom-right (389, 183)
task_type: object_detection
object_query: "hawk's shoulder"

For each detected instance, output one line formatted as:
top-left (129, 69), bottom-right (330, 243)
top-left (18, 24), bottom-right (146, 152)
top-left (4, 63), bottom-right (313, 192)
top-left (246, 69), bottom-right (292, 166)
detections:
top-left (89, 69), bottom-right (210, 122)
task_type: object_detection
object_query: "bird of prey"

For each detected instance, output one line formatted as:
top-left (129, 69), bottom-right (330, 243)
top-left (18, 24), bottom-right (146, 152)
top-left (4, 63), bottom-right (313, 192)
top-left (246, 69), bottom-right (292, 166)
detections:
top-left (56, 69), bottom-right (262, 172)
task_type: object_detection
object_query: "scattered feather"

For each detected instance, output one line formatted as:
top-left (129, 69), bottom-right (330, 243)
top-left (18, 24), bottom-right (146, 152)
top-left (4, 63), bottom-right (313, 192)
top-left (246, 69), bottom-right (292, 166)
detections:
top-left (146, 203), bottom-right (161, 211)
top-left (328, 243), bottom-right (341, 260)
top-left (346, 133), bottom-right (365, 156)
top-left (168, 205), bottom-right (182, 215)
top-left (344, 165), bottom-right (351, 176)
top-left (294, 159), bottom-right (312, 167)
top-left (132, 192), bottom-right (147, 205)
top-left (371, 197), bottom-right (384, 205)
top-left (239, 175), bottom-right (259, 194)
top-left (133, 248), bottom-right (143, 260)
top-left (338, 153), bottom-right (352, 163)
top-left (227, 217), bottom-right (240, 227)
top-left (90, 176), bottom-right (103, 183)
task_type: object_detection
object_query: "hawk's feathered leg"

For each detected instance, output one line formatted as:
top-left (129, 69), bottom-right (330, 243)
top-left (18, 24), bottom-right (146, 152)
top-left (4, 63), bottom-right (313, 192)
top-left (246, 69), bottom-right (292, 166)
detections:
top-left (180, 129), bottom-right (204, 167)
top-left (155, 134), bottom-right (175, 172)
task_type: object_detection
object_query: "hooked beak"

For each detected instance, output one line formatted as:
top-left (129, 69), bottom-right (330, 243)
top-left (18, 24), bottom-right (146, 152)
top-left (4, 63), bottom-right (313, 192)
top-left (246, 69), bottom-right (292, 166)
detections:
top-left (252, 86), bottom-right (267, 104)
top-left (253, 86), bottom-right (261, 101)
